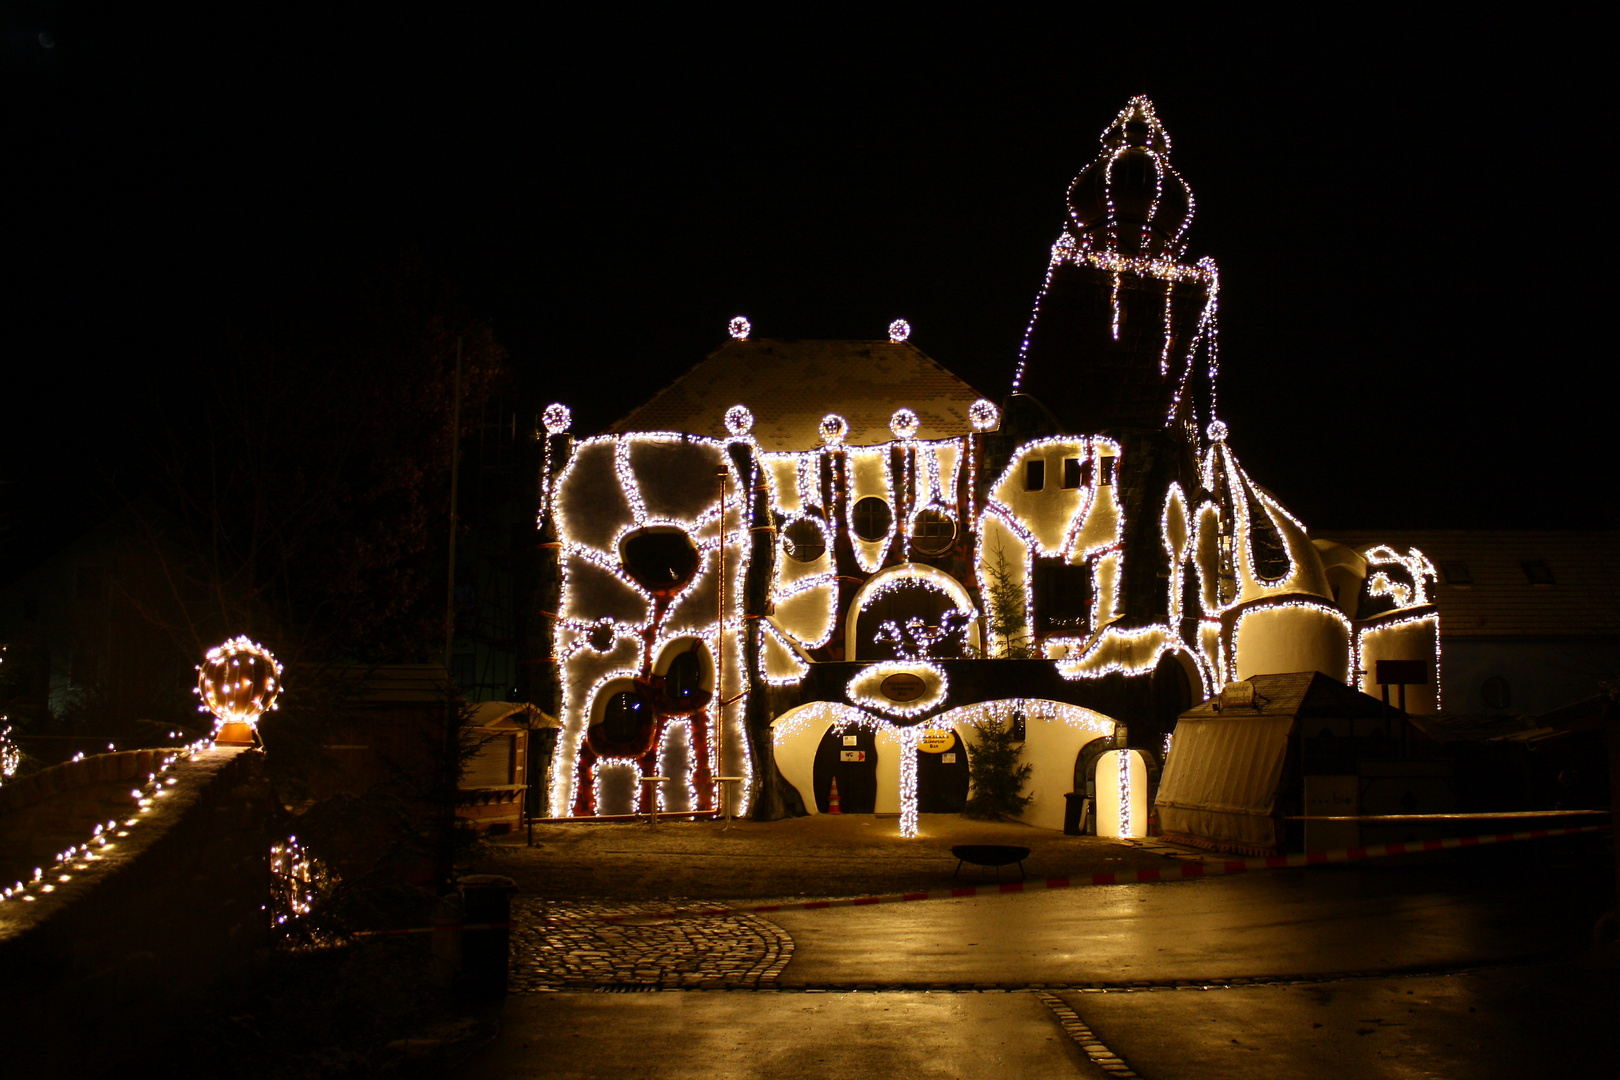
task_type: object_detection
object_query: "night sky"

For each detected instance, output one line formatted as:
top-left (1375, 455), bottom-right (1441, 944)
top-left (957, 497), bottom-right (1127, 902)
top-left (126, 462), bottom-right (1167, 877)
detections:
top-left (4, 8), bottom-right (1613, 578)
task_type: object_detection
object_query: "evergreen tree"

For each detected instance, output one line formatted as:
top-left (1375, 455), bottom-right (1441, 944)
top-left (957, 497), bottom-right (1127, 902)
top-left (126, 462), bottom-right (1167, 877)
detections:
top-left (984, 543), bottom-right (1034, 658)
top-left (963, 717), bottom-right (1033, 819)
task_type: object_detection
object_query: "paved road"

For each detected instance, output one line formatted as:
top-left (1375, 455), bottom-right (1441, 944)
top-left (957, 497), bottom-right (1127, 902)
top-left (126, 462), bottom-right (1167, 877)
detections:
top-left (768, 862), bottom-right (1593, 987)
top-left (462, 851), bottom-right (1616, 1078)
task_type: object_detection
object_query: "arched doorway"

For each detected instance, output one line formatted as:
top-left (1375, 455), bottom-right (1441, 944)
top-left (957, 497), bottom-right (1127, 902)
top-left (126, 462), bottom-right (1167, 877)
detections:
top-left (812, 724), bottom-right (878, 813)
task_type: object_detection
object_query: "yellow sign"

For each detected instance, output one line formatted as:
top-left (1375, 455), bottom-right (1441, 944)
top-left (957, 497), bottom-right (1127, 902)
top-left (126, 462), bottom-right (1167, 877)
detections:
top-left (918, 729), bottom-right (955, 754)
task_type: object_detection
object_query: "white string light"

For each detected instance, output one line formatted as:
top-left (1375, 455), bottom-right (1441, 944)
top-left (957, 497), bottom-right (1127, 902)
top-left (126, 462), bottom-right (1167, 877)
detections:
top-left (888, 319), bottom-right (911, 343)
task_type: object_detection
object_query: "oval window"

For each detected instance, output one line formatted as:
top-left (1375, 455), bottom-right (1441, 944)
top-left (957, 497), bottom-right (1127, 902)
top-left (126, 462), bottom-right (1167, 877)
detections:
top-left (782, 518), bottom-right (827, 562)
top-left (911, 509), bottom-right (956, 555)
top-left (620, 527), bottom-right (700, 594)
top-left (851, 497), bottom-right (892, 542)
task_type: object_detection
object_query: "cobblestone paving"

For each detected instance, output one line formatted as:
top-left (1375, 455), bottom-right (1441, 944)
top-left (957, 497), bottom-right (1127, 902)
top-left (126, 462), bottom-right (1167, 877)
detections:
top-left (509, 897), bottom-right (793, 992)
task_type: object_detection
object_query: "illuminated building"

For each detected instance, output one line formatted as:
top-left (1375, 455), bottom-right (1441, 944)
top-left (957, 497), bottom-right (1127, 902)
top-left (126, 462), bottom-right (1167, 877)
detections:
top-left (528, 98), bottom-right (1440, 837)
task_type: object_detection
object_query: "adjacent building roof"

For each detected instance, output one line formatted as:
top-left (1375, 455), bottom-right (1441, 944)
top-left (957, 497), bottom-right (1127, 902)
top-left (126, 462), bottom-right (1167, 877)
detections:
top-left (1320, 530), bottom-right (1620, 638)
top-left (608, 338), bottom-right (989, 450)
top-left (1177, 671), bottom-right (1390, 723)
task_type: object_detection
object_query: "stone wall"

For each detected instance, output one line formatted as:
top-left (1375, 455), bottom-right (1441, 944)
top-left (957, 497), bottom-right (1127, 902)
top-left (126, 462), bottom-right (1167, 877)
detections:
top-left (0, 746), bottom-right (270, 1072)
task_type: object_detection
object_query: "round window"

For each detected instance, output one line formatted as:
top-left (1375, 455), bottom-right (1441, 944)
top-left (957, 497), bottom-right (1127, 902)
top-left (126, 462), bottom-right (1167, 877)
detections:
top-left (851, 497), bottom-right (892, 542)
top-left (911, 509), bottom-right (956, 555)
top-left (782, 518), bottom-right (827, 562)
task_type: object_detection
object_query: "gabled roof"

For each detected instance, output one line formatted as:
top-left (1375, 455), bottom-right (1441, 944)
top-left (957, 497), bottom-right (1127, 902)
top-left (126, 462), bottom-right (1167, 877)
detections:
top-left (608, 338), bottom-right (989, 451)
top-left (1320, 530), bottom-right (1620, 638)
top-left (1178, 671), bottom-right (1389, 722)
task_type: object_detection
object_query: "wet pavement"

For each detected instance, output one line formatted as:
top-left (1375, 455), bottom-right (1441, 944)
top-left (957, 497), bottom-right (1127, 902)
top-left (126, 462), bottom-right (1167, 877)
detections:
top-left (456, 818), bottom-right (1615, 1077)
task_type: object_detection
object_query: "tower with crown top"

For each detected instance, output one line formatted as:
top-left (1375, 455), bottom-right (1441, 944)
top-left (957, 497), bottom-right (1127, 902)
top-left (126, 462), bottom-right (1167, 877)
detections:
top-left (1009, 96), bottom-right (1219, 445)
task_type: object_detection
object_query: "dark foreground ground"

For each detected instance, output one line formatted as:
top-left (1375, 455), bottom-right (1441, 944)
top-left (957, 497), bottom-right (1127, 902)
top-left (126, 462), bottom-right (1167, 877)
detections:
top-left (148, 816), bottom-right (1614, 1078)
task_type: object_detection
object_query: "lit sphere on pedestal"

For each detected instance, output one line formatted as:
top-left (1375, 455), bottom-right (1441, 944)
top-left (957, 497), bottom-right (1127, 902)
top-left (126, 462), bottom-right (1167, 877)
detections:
top-left (542, 403), bottom-right (572, 435)
top-left (968, 399), bottom-right (1000, 432)
top-left (1206, 419), bottom-right (1228, 443)
top-left (818, 414), bottom-right (848, 446)
top-left (889, 408), bottom-right (920, 440)
top-left (888, 319), bottom-right (911, 343)
top-left (728, 316), bottom-right (751, 340)
top-left (196, 636), bottom-right (282, 745)
top-left (724, 405), bottom-right (754, 436)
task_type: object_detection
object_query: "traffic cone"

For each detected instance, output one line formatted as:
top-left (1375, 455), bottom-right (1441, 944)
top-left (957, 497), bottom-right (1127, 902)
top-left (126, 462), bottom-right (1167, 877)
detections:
top-left (827, 777), bottom-right (842, 815)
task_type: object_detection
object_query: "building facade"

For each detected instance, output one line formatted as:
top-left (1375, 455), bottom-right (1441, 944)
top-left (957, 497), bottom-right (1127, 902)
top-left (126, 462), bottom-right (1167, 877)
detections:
top-left (530, 99), bottom-right (1441, 836)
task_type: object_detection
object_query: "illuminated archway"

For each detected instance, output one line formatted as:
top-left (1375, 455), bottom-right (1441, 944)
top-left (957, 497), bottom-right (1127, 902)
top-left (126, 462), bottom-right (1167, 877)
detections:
top-left (843, 563), bottom-right (981, 661)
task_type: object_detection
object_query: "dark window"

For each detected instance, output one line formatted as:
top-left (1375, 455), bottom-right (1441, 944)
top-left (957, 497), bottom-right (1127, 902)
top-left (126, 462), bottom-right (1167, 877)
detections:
top-left (666, 650), bottom-right (706, 705)
top-left (1480, 676), bottom-right (1511, 710)
top-left (1025, 460), bottom-right (1046, 491)
top-left (1062, 458), bottom-right (1082, 489)
top-left (852, 497), bottom-right (892, 541)
top-left (1521, 559), bottom-right (1555, 585)
top-left (620, 527), bottom-right (699, 592)
top-left (1441, 561), bottom-right (1472, 586)
top-left (910, 509), bottom-right (956, 555)
top-left (1033, 559), bottom-right (1093, 633)
top-left (782, 518), bottom-right (826, 562)
top-left (603, 691), bottom-right (646, 744)
top-left (1099, 457), bottom-right (1116, 486)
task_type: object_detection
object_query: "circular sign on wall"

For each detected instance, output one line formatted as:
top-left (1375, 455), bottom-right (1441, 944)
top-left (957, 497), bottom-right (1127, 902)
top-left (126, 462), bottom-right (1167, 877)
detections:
top-left (917, 729), bottom-right (955, 753)
top-left (880, 672), bottom-right (927, 702)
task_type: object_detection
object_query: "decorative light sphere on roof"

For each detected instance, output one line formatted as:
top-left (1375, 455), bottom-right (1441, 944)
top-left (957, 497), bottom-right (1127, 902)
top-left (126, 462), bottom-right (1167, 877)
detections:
top-left (196, 636), bottom-right (282, 730)
top-left (724, 404), bottom-right (754, 436)
top-left (1206, 419), bottom-right (1228, 443)
top-left (542, 403), bottom-right (572, 435)
top-left (889, 408), bottom-right (920, 440)
top-left (818, 413), bottom-right (849, 446)
top-left (888, 319), bottom-right (911, 344)
top-left (728, 316), bottom-right (751, 340)
top-left (968, 399), bottom-right (1000, 432)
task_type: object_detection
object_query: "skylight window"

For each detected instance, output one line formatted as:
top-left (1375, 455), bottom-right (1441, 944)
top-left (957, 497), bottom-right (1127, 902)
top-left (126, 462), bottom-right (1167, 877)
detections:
top-left (1520, 559), bottom-right (1556, 585)
top-left (1441, 560), bottom-right (1472, 586)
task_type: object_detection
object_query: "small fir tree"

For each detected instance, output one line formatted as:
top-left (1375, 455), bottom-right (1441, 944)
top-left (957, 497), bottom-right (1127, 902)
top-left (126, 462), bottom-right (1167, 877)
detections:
top-left (984, 543), bottom-right (1035, 658)
top-left (963, 718), bottom-right (1034, 820)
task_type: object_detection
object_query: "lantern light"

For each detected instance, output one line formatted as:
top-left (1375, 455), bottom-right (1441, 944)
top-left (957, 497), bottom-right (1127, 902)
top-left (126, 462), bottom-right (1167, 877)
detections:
top-left (888, 319), bottom-right (911, 343)
top-left (728, 316), bottom-right (751, 340)
top-left (818, 414), bottom-right (849, 446)
top-left (196, 636), bottom-right (282, 745)
top-left (725, 404), bottom-right (754, 437)
top-left (968, 399), bottom-right (1000, 432)
top-left (543, 402), bottom-right (572, 435)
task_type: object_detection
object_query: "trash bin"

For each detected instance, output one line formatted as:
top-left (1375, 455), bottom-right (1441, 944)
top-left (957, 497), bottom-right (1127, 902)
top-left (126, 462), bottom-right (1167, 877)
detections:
top-left (1063, 791), bottom-right (1089, 836)
top-left (457, 874), bottom-right (518, 1000)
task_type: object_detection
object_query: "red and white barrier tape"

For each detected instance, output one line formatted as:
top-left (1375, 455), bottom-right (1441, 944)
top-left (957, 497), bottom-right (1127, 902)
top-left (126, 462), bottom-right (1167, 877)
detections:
top-left (601, 823), bottom-right (1612, 923)
top-left (351, 922), bottom-right (512, 937)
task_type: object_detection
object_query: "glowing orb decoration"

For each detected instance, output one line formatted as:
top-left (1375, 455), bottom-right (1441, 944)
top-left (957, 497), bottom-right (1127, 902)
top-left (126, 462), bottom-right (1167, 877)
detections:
top-left (888, 318), bottom-right (911, 343)
top-left (728, 316), bottom-right (751, 340)
top-left (196, 636), bottom-right (282, 735)
top-left (889, 408), bottom-right (920, 440)
top-left (819, 413), bottom-right (849, 445)
top-left (1206, 419), bottom-right (1228, 443)
top-left (724, 404), bottom-right (754, 436)
top-left (968, 398), bottom-right (1000, 432)
top-left (542, 402), bottom-right (572, 435)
